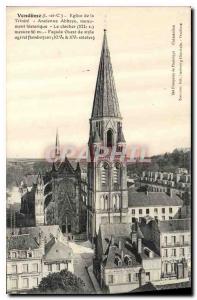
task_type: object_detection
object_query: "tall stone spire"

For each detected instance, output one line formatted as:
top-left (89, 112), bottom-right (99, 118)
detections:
top-left (91, 30), bottom-right (121, 118)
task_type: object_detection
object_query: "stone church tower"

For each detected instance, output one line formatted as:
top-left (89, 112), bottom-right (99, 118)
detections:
top-left (87, 30), bottom-right (128, 240)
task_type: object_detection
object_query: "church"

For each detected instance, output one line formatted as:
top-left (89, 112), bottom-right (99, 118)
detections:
top-left (87, 29), bottom-right (129, 241)
top-left (18, 30), bottom-right (184, 242)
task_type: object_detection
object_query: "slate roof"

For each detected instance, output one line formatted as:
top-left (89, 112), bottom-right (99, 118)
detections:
top-left (7, 234), bottom-right (39, 250)
top-left (91, 30), bottom-right (121, 118)
top-left (158, 219), bottom-right (191, 233)
top-left (128, 191), bottom-right (183, 207)
top-left (44, 238), bottom-right (73, 262)
top-left (18, 225), bottom-right (61, 244)
top-left (57, 156), bottom-right (75, 175)
top-left (98, 223), bottom-right (159, 270)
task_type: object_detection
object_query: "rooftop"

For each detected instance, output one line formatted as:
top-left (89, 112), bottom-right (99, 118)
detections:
top-left (128, 191), bottom-right (183, 207)
top-left (7, 234), bottom-right (39, 250)
top-left (44, 237), bottom-right (73, 262)
top-left (98, 223), bottom-right (159, 270)
top-left (158, 219), bottom-right (191, 233)
top-left (19, 225), bottom-right (62, 243)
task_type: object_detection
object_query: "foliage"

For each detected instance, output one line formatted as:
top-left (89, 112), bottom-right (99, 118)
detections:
top-left (127, 148), bottom-right (191, 176)
top-left (29, 269), bottom-right (86, 294)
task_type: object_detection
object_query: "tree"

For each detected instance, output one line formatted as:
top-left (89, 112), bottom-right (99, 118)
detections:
top-left (29, 269), bottom-right (86, 294)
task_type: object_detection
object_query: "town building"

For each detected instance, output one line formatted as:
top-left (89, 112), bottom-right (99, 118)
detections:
top-left (7, 234), bottom-right (43, 293)
top-left (42, 236), bottom-right (74, 277)
top-left (93, 223), bottom-right (161, 293)
top-left (140, 170), bottom-right (191, 198)
top-left (7, 225), bottom-right (74, 294)
top-left (128, 190), bottom-right (183, 222)
top-left (140, 218), bottom-right (191, 281)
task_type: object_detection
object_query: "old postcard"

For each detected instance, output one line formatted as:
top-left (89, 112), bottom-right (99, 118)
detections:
top-left (6, 6), bottom-right (191, 295)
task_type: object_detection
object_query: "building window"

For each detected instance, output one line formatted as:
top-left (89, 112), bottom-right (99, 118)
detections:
top-left (107, 129), bottom-right (113, 147)
top-left (164, 249), bottom-right (168, 257)
top-left (32, 277), bottom-right (39, 288)
top-left (12, 252), bottom-right (17, 258)
top-left (180, 235), bottom-right (185, 245)
top-left (48, 264), bottom-right (52, 272)
top-left (27, 251), bottom-right (32, 258)
top-left (172, 263), bottom-right (176, 273)
top-left (133, 273), bottom-right (139, 281)
top-left (108, 275), bottom-right (113, 284)
top-left (11, 279), bottom-right (17, 289)
top-left (21, 251), bottom-right (27, 258)
top-left (164, 236), bottom-right (167, 246)
top-left (169, 216), bottom-right (172, 219)
top-left (146, 272), bottom-right (150, 282)
top-left (12, 265), bottom-right (17, 274)
top-left (101, 162), bottom-right (109, 186)
top-left (32, 263), bottom-right (38, 273)
top-left (169, 207), bottom-right (173, 213)
top-left (113, 194), bottom-right (120, 210)
top-left (128, 273), bottom-right (132, 282)
top-left (139, 209), bottom-right (143, 215)
top-left (22, 278), bottom-right (29, 288)
top-left (146, 208), bottom-right (149, 215)
top-left (132, 217), bottom-right (136, 223)
top-left (132, 209), bottom-right (135, 215)
top-left (154, 208), bottom-right (158, 214)
top-left (171, 236), bottom-right (176, 245)
top-left (164, 262), bottom-right (168, 274)
top-left (172, 249), bottom-right (176, 257)
top-left (180, 248), bottom-right (185, 256)
top-left (22, 264), bottom-right (28, 273)
top-left (56, 263), bottom-right (60, 271)
top-left (162, 216), bottom-right (165, 220)
top-left (104, 195), bottom-right (108, 210)
top-left (162, 208), bottom-right (165, 214)
top-left (113, 163), bottom-right (121, 187)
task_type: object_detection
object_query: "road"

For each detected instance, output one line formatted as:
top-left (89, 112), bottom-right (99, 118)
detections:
top-left (68, 241), bottom-right (95, 294)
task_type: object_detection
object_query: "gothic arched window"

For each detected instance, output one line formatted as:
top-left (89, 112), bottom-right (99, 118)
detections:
top-left (107, 129), bottom-right (113, 147)
top-left (113, 194), bottom-right (120, 210)
top-left (113, 162), bottom-right (121, 189)
top-left (101, 162), bottom-right (109, 188)
top-left (104, 195), bottom-right (108, 210)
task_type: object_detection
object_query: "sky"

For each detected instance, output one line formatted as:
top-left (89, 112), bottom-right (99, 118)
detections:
top-left (7, 7), bottom-right (191, 158)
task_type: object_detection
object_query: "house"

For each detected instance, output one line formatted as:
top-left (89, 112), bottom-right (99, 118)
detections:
top-left (93, 223), bottom-right (161, 294)
top-left (7, 234), bottom-right (43, 293)
top-left (128, 191), bottom-right (183, 222)
top-left (140, 218), bottom-right (191, 281)
top-left (7, 225), bottom-right (74, 294)
top-left (42, 237), bottom-right (73, 277)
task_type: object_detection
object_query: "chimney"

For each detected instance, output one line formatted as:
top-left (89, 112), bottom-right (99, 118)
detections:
top-left (121, 249), bottom-right (124, 260)
top-left (167, 188), bottom-right (173, 198)
top-left (131, 232), bottom-right (137, 245)
top-left (137, 238), bottom-right (142, 254)
top-left (39, 233), bottom-right (45, 255)
top-left (118, 240), bottom-right (122, 250)
top-left (149, 251), bottom-right (154, 258)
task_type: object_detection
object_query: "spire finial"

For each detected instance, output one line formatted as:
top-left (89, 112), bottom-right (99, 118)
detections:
top-left (55, 128), bottom-right (60, 158)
